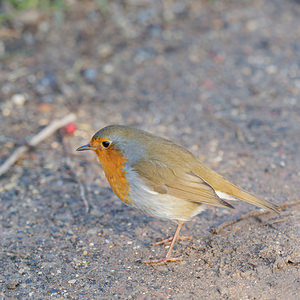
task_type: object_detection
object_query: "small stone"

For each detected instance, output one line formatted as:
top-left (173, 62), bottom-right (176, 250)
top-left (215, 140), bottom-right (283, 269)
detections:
top-left (134, 47), bottom-right (156, 63)
top-left (68, 279), bottom-right (76, 284)
top-left (266, 65), bottom-right (277, 74)
top-left (6, 281), bottom-right (21, 290)
top-left (2, 108), bottom-right (11, 116)
top-left (82, 68), bottom-right (97, 81)
top-left (246, 20), bottom-right (258, 31)
top-left (12, 94), bottom-right (27, 106)
top-left (273, 257), bottom-right (287, 270)
top-left (217, 286), bottom-right (229, 296)
top-left (0, 41), bottom-right (5, 57)
top-left (98, 44), bottom-right (113, 59)
top-left (86, 228), bottom-right (98, 235)
top-left (38, 103), bottom-right (53, 112)
top-left (103, 64), bottom-right (114, 74)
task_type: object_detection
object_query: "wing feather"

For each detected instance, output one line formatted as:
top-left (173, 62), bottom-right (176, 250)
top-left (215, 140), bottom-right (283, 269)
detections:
top-left (133, 160), bottom-right (233, 209)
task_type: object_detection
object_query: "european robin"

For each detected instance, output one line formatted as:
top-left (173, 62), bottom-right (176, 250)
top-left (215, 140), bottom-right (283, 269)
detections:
top-left (77, 125), bottom-right (279, 266)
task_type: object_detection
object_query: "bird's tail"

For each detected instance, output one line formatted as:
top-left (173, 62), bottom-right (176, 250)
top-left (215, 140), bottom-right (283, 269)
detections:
top-left (195, 163), bottom-right (280, 213)
top-left (217, 179), bottom-right (280, 213)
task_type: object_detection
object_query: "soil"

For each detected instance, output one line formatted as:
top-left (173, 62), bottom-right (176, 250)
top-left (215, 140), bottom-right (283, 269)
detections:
top-left (0, 0), bottom-right (299, 299)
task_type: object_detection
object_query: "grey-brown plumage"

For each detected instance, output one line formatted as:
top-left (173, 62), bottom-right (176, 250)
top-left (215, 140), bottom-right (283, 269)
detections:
top-left (95, 125), bottom-right (279, 213)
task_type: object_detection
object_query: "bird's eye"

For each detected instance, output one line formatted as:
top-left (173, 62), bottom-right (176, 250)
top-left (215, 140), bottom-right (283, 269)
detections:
top-left (102, 141), bottom-right (111, 148)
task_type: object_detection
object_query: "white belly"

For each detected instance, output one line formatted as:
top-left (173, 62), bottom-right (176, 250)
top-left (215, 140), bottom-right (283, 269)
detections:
top-left (125, 169), bottom-right (206, 222)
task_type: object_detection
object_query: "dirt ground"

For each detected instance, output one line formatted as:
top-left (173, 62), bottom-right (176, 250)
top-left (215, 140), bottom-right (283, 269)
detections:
top-left (0, 0), bottom-right (299, 299)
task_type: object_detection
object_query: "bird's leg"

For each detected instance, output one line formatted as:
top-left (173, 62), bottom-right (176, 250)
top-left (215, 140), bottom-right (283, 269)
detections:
top-left (152, 234), bottom-right (192, 246)
top-left (142, 222), bottom-right (185, 266)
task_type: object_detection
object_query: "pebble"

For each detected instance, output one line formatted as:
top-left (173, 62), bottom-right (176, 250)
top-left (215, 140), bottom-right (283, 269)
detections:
top-left (6, 281), bottom-right (21, 290)
top-left (103, 64), bottom-right (114, 74)
top-left (98, 44), bottom-right (113, 59)
top-left (12, 94), bottom-right (27, 106)
top-left (266, 65), bottom-right (277, 74)
top-left (68, 279), bottom-right (77, 284)
top-left (134, 47), bottom-right (156, 63)
top-left (38, 73), bottom-right (57, 88)
top-left (82, 68), bottom-right (97, 81)
top-left (246, 20), bottom-right (259, 31)
top-left (2, 108), bottom-right (11, 116)
top-left (239, 270), bottom-right (253, 278)
top-left (0, 41), bottom-right (5, 57)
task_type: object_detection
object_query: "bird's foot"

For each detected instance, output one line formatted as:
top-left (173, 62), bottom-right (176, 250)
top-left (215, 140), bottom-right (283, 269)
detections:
top-left (142, 256), bottom-right (183, 266)
top-left (152, 235), bottom-right (192, 246)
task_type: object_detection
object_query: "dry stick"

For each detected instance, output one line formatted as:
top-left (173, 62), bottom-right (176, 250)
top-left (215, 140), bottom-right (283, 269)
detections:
top-left (62, 138), bottom-right (90, 213)
top-left (65, 155), bottom-right (90, 213)
top-left (204, 114), bottom-right (247, 144)
top-left (0, 113), bottom-right (76, 177)
top-left (210, 200), bottom-right (300, 234)
top-left (79, 181), bottom-right (89, 213)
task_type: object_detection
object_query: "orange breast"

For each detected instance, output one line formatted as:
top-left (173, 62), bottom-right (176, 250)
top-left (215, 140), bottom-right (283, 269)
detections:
top-left (95, 148), bottom-right (131, 204)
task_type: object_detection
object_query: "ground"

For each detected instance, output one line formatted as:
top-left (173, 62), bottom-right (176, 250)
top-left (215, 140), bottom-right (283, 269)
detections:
top-left (0, 0), bottom-right (299, 299)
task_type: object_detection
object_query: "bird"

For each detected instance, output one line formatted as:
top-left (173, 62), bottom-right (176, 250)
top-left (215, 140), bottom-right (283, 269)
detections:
top-left (76, 125), bottom-right (279, 266)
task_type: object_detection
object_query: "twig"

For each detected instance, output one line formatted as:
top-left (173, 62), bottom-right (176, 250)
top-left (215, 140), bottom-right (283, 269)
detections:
top-left (67, 156), bottom-right (90, 213)
top-left (62, 137), bottom-right (90, 213)
top-left (204, 114), bottom-right (247, 144)
top-left (210, 200), bottom-right (300, 234)
top-left (2, 250), bottom-right (30, 259)
top-left (0, 114), bottom-right (76, 177)
top-left (79, 181), bottom-right (89, 213)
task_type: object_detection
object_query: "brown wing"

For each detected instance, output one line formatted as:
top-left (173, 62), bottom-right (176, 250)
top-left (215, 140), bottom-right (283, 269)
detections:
top-left (133, 160), bottom-right (233, 209)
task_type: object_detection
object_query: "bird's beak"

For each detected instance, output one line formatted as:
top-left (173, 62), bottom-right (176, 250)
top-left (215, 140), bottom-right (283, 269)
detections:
top-left (76, 144), bottom-right (97, 151)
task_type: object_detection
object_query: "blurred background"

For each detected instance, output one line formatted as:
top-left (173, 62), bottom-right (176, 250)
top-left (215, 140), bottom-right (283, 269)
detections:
top-left (0, 0), bottom-right (299, 298)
